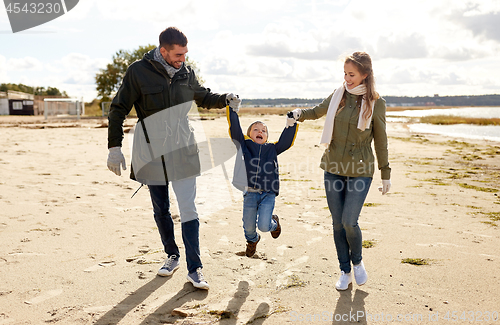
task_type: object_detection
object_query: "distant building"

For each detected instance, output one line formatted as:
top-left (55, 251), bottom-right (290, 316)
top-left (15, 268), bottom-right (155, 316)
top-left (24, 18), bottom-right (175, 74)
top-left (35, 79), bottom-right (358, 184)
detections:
top-left (0, 90), bottom-right (35, 115)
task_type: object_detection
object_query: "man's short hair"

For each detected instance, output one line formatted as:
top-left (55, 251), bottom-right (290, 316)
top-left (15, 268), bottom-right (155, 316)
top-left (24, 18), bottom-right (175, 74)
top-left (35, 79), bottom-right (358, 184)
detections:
top-left (159, 27), bottom-right (188, 50)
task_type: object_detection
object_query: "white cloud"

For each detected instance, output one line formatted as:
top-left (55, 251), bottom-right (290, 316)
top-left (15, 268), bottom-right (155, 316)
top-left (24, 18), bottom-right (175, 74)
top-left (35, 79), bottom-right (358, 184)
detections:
top-left (376, 34), bottom-right (428, 59)
top-left (58, 53), bottom-right (108, 72)
top-left (433, 46), bottom-right (489, 61)
top-left (448, 11), bottom-right (500, 42)
top-left (5, 57), bottom-right (43, 71)
top-left (0, 55), bottom-right (9, 82)
top-left (2, 0), bottom-right (500, 100)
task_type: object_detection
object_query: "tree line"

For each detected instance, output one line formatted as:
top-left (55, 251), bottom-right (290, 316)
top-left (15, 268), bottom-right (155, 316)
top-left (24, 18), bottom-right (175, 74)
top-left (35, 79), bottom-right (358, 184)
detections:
top-left (0, 83), bottom-right (67, 97)
top-left (243, 95), bottom-right (500, 107)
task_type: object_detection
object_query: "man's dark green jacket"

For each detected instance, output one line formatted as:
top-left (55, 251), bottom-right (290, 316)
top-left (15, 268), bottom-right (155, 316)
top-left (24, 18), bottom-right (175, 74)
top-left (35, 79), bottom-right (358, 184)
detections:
top-left (107, 48), bottom-right (227, 183)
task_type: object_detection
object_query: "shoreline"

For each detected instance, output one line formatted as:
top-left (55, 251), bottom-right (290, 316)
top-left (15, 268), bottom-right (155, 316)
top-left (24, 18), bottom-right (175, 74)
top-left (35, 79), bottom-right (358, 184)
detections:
top-left (0, 114), bottom-right (499, 324)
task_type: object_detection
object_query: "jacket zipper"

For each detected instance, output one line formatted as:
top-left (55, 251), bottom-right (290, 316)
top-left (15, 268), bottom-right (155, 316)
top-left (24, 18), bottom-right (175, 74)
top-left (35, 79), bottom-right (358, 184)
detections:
top-left (254, 145), bottom-right (262, 188)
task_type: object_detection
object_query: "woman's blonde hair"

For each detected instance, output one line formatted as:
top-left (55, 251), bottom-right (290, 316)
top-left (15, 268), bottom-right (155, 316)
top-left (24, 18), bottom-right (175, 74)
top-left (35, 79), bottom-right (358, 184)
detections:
top-left (341, 51), bottom-right (379, 120)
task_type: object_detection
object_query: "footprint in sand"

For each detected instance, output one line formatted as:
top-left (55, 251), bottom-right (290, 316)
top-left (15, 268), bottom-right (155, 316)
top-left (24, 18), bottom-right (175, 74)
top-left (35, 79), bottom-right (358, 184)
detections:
top-left (277, 245), bottom-right (291, 256)
top-left (24, 289), bottom-right (63, 305)
top-left (219, 235), bottom-right (229, 245)
top-left (275, 256), bottom-right (310, 287)
top-left (248, 262), bottom-right (267, 277)
top-left (303, 223), bottom-right (330, 234)
top-left (83, 261), bottom-right (116, 272)
top-left (306, 237), bottom-right (323, 245)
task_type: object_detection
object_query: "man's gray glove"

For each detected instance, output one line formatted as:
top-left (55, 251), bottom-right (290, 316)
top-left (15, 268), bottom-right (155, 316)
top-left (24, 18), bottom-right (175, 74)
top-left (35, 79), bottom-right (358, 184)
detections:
top-left (107, 146), bottom-right (127, 176)
top-left (226, 93), bottom-right (241, 112)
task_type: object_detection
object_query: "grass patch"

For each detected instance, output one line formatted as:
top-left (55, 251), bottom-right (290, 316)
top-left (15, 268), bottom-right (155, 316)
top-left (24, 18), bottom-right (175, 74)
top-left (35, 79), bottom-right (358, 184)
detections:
top-left (481, 221), bottom-right (498, 227)
top-left (362, 240), bottom-right (376, 248)
top-left (363, 203), bottom-right (381, 207)
top-left (284, 202), bottom-right (298, 205)
top-left (407, 159), bottom-right (432, 165)
top-left (483, 146), bottom-right (500, 156)
top-left (461, 154), bottom-right (484, 161)
top-left (459, 183), bottom-right (499, 193)
top-left (83, 100), bottom-right (102, 116)
top-left (392, 135), bottom-right (430, 144)
top-left (437, 169), bottom-right (472, 180)
top-left (208, 310), bottom-right (233, 319)
top-left (446, 140), bottom-right (473, 148)
top-left (481, 212), bottom-right (500, 222)
top-left (401, 258), bottom-right (430, 266)
top-left (281, 179), bottom-right (312, 182)
top-left (423, 178), bottom-right (449, 186)
top-left (278, 275), bottom-right (308, 290)
top-left (420, 115), bottom-right (500, 126)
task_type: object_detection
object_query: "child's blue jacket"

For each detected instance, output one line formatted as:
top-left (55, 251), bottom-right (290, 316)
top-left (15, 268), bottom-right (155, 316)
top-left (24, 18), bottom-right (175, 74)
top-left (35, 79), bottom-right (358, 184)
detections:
top-left (227, 107), bottom-right (298, 195)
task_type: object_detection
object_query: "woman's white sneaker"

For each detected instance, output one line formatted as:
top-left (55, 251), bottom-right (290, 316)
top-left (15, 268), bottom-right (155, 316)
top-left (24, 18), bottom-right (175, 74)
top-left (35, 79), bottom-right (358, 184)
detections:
top-left (353, 261), bottom-right (368, 285)
top-left (335, 271), bottom-right (352, 290)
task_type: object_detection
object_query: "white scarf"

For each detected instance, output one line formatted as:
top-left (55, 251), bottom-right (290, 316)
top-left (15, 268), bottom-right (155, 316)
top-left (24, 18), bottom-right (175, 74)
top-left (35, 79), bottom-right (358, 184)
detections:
top-left (319, 82), bottom-right (374, 146)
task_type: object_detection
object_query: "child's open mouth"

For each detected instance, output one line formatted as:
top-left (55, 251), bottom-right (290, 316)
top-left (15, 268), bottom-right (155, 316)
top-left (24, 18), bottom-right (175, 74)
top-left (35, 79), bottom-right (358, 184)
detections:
top-left (257, 135), bottom-right (263, 140)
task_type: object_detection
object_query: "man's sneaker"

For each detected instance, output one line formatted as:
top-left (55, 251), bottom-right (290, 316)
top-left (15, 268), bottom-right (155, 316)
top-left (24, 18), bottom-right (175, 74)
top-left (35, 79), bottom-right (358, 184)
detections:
top-left (335, 271), bottom-right (352, 291)
top-left (187, 268), bottom-right (209, 290)
top-left (353, 261), bottom-right (368, 285)
top-left (157, 255), bottom-right (180, 277)
top-left (245, 234), bottom-right (260, 257)
top-left (271, 215), bottom-right (281, 239)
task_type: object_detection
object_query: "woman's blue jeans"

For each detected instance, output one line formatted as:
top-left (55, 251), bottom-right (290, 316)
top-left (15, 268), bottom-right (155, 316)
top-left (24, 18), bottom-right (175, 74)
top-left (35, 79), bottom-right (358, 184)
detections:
top-left (324, 172), bottom-right (372, 273)
top-left (242, 191), bottom-right (277, 242)
top-left (148, 177), bottom-right (201, 273)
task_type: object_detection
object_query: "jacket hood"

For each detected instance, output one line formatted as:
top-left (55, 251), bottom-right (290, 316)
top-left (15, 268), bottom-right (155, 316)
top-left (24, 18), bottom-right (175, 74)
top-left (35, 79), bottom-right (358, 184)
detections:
top-left (143, 48), bottom-right (156, 61)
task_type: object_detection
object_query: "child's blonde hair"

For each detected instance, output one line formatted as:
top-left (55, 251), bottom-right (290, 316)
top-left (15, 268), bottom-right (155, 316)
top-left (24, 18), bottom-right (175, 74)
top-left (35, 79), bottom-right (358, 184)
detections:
top-left (246, 121), bottom-right (269, 140)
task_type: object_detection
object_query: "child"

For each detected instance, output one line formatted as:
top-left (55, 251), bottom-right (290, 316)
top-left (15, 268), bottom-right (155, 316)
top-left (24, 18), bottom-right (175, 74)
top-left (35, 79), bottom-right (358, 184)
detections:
top-left (226, 103), bottom-right (298, 257)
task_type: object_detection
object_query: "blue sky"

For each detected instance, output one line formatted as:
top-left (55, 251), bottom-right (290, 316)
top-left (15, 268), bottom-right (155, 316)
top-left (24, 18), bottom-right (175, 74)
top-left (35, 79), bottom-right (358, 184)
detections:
top-left (1, 0), bottom-right (499, 102)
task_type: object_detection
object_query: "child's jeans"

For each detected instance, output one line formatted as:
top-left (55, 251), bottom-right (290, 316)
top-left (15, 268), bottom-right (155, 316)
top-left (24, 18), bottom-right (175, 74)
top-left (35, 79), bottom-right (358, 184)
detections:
top-left (242, 190), bottom-right (277, 242)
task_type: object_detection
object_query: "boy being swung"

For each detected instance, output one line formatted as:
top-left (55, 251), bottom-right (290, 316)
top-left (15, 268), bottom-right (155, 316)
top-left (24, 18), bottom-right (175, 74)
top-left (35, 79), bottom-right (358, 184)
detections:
top-left (226, 99), bottom-right (299, 257)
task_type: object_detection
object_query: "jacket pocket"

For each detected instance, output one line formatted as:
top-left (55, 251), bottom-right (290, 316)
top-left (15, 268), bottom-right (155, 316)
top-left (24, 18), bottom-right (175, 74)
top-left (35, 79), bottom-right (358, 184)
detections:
top-left (141, 85), bottom-right (165, 110)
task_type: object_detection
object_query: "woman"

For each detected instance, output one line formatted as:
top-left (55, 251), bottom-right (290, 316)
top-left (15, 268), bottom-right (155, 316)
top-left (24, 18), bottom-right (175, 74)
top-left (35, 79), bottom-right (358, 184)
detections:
top-left (291, 51), bottom-right (391, 290)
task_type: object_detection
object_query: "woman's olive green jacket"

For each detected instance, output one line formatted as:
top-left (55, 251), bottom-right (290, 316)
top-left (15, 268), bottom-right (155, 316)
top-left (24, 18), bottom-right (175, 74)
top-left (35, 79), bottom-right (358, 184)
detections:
top-left (299, 91), bottom-right (391, 180)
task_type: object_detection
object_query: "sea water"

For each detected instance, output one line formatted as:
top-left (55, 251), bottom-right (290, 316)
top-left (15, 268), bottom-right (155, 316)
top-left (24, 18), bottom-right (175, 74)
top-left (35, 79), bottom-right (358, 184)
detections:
top-left (387, 107), bottom-right (500, 142)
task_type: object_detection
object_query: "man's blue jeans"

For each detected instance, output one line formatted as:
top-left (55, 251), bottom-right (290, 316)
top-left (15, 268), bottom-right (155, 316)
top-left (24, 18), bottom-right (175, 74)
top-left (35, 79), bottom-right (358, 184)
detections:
top-left (242, 191), bottom-right (277, 242)
top-left (324, 172), bottom-right (372, 274)
top-left (148, 177), bottom-right (201, 273)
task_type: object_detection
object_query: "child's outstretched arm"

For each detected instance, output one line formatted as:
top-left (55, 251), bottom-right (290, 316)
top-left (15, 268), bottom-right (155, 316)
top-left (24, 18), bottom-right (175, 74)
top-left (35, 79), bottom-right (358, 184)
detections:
top-left (275, 114), bottom-right (298, 155)
top-left (226, 105), bottom-right (246, 147)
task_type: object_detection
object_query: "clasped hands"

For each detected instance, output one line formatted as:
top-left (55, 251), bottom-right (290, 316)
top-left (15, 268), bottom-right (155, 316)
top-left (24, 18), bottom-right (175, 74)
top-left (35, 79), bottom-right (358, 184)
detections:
top-left (286, 108), bottom-right (302, 127)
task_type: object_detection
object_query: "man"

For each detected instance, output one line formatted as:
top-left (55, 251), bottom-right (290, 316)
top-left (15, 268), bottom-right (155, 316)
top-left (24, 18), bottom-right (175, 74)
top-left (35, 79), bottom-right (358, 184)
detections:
top-left (107, 27), bottom-right (241, 290)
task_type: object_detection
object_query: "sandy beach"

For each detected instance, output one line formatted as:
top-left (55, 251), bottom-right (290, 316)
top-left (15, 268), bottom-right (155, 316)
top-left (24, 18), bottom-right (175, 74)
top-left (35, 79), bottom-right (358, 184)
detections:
top-left (0, 113), bottom-right (499, 325)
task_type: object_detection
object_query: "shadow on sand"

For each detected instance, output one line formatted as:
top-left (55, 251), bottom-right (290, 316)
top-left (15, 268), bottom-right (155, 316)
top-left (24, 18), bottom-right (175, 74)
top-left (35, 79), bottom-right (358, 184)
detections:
top-left (332, 288), bottom-right (368, 324)
top-left (92, 276), bottom-right (207, 325)
top-left (217, 281), bottom-right (270, 325)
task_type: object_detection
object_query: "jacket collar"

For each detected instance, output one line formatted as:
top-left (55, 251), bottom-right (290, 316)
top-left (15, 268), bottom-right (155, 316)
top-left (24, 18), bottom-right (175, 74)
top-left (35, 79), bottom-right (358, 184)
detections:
top-left (144, 48), bottom-right (189, 79)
